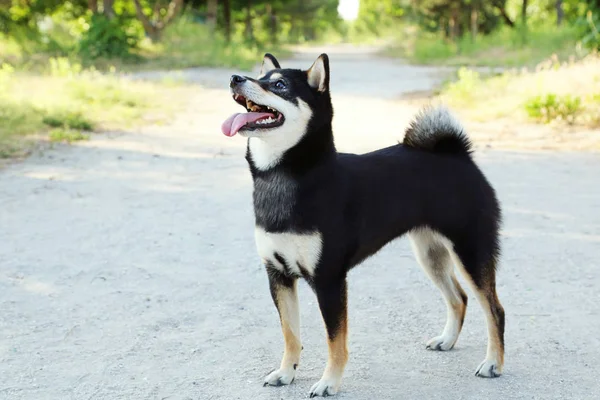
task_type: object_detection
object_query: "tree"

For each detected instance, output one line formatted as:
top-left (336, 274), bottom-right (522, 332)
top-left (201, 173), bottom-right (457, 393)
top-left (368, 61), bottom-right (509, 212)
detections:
top-left (223, 0), bottom-right (231, 42)
top-left (207, 0), bottom-right (218, 31)
top-left (492, 0), bottom-right (515, 28)
top-left (521, 0), bottom-right (528, 42)
top-left (556, 0), bottom-right (564, 26)
top-left (103, 0), bottom-right (115, 18)
top-left (132, 0), bottom-right (184, 40)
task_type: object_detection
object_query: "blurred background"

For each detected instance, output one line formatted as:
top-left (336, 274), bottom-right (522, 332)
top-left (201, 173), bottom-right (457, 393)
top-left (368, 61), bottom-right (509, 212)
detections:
top-left (2, 4), bottom-right (600, 399)
top-left (1, 0), bottom-right (599, 156)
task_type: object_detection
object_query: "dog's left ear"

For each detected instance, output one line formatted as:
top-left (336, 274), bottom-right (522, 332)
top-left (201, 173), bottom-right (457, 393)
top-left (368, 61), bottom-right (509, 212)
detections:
top-left (307, 53), bottom-right (329, 93)
top-left (259, 53), bottom-right (281, 77)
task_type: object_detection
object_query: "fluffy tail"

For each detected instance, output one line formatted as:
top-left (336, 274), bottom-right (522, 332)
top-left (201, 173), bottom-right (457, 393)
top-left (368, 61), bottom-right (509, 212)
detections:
top-left (403, 105), bottom-right (473, 157)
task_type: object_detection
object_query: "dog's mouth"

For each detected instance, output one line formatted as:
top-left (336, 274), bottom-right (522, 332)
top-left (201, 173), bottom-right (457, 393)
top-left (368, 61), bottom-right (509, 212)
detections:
top-left (221, 94), bottom-right (285, 137)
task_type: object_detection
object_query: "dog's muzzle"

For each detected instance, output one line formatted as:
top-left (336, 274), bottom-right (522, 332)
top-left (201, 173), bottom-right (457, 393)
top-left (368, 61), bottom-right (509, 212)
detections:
top-left (230, 75), bottom-right (246, 88)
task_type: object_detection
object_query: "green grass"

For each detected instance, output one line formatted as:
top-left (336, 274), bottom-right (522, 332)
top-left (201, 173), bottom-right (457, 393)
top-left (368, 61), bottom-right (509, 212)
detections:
top-left (439, 54), bottom-right (600, 127)
top-left (0, 57), bottom-right (186, 158)
top-left (524, 94), bottom-right (582, 124)
top-left (386, 25), bottom-right (583, 67)
top-left (1, 18), bottom-right (288, 73)
top-left (42, 111), bottom-right (94, 131)
top-left (134, 18), bottom-right (290, 72)
top-left (48, 129), bottom-right (90, 143)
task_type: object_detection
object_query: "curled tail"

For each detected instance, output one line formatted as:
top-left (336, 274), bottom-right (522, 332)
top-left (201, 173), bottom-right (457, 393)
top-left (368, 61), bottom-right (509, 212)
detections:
top-left (403, 105), bottom-right (473, 157)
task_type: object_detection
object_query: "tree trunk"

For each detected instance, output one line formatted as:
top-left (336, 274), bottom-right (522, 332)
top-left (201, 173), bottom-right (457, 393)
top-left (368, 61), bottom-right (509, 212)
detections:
top-left (89, 0), bottom-right (98, 13)
top-left (266, 3), bottom-right (277, 44)
top-left (521, 0), bottom-right (528, 43)
top-left (449, 15), bottom-right (456, 42)
top-left (223, 0), bottom-right (231, 42)
top-left (133, 0), bottom-right (160, 40)
top-left (471, 5), bottom-right (478, 41)
top-left (207, 0), bottom-right (218, 32)
top-left (556, 0), bottom-right (564, 27)
top-left (245, 0), bottom-right (253, 42)
top-left (449, 8), bottom-right (459, 42)
top-left (132, 0), bottom-right (183, 41)
top-left (102, 0), bottom-right (115, 19)
top-left (494, 2), bottom-right (515, 28)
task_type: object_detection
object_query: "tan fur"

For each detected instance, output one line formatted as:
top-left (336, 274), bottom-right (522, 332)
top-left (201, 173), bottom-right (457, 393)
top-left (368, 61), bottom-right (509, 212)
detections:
top-left (452, 255), bottom-right (505, 374)
top-left (275, 281), bottom-right (302, 370)
top-left (324, 315), bottom-right (349, 380)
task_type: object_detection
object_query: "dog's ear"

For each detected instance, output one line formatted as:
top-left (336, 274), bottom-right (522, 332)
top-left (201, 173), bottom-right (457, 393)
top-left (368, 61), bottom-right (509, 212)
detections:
top-left (307, 53), bottom-right (329, 93)
top-left (259, 53), bottom-right (281, 77)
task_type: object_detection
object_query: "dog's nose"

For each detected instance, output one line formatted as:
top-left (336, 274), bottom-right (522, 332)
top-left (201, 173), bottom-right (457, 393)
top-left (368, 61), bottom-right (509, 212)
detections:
top-left (230, 75), bottom-right (246, 88)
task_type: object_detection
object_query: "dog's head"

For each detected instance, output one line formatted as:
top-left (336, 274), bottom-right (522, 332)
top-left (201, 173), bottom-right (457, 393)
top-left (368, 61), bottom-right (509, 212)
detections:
top-left (221, 53), bottom-right (332, 141)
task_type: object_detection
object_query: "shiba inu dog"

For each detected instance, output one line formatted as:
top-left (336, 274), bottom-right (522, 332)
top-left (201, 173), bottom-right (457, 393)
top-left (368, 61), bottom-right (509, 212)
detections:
top-left (222, 53), bottom-right (505, 397)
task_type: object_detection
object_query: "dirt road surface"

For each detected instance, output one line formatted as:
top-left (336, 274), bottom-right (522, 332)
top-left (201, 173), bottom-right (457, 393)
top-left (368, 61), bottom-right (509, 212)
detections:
top-left (2, 46), bottom-right (600, 400)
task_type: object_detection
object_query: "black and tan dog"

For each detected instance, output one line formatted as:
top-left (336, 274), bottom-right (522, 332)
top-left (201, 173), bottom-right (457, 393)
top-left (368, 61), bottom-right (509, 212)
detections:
top-left (222, 53), bottom-right (505, 397)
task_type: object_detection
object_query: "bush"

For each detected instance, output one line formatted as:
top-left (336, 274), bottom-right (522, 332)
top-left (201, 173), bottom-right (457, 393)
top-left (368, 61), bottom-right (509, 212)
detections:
top-left (78, 14), bottom-right (140, 61)
top-left (42, 110), bottom-right (94, 131)
top-left (49, 128), bottom-right (90, 143)
top-left (524, 94), bottom-right (582, 124)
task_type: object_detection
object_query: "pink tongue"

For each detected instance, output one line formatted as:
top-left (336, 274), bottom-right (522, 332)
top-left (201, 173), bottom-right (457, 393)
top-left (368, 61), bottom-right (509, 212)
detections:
top-left (221, 112), bottom-right (274, 137)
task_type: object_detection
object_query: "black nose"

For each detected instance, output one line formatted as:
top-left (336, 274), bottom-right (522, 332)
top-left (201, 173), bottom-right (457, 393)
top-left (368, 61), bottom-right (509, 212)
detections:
top-left (230, 75), bottom-right (246, 88)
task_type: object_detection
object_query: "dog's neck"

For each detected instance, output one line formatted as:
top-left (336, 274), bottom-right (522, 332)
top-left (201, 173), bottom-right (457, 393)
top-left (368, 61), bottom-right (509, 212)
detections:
top-left (246, 123), bottom-right (335, 176)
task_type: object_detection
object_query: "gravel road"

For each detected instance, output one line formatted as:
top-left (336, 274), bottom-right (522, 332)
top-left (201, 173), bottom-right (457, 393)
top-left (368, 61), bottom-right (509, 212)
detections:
top-left (1, 46), bottom-right (600, 400)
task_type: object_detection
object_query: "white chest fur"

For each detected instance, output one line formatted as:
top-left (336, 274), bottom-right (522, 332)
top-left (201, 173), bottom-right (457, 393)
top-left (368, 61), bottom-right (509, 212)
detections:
top-left (254, 227), bottom-right (323, 277)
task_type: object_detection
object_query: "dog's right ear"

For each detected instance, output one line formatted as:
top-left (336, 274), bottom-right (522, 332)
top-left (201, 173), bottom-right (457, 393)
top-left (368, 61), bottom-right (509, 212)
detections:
top-left (259, 53), bottom-right (281, 78)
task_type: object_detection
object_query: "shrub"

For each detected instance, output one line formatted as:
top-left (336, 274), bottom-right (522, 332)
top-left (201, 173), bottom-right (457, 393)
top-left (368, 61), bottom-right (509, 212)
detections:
top-left (42, 110), bottom-right (94, 131)
top-left (524, 94), bottom-right (582, 124)
top-left (442, 67), bottom-right (482, 103)
top-left (78, 14), bottom-right (140, 60)
top-left (49, 128), bottom-right (90, 143)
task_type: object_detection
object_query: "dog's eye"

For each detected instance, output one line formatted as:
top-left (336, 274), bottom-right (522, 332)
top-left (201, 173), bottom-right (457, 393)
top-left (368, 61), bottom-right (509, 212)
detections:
top-left (275, 80), bottom-right (286, 89)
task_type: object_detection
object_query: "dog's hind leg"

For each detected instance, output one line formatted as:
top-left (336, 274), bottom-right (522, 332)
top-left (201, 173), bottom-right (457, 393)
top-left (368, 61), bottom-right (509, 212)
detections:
top-left (309, 279), bottom-right (349, 398)
top-left (449, 246), bottom-right (505, 378)
top-left (409, 228), bottom-right (468, 351)
top-left (264, 267), bottom-right (302, 387)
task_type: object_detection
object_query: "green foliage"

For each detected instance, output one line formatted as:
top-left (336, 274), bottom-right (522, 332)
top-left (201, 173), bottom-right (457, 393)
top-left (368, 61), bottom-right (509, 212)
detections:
top-left (389, 24), bottom-right (580, 67)
top-left (42, 110), bottom-right (94, 131)
top-left (142, 17), bottom-right (287, 71)
top-left (0, 63), bottom-right (15, 90)
top-left (48, 128), bottom-right (90, 143)
top-left (0, 56), bottom-right (171, 158)
top-left (443, 67), bottom-right (482, 103)
top-left (78, 14), bottom-right (140, 60)
top-left (577, 9), bottom-right (600, 50)
top-left (48, 57), bottom-right (82, 77)
top-left (525, 93), bottom-right (582, 124)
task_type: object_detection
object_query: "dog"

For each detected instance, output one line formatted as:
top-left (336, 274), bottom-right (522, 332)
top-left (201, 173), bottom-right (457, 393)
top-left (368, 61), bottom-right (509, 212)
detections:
top-left (221, 53), bottom-right (505, 397)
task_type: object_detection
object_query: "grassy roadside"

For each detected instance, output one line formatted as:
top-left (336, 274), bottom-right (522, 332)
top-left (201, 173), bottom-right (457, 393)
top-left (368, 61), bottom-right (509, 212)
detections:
top-left (385, 25), bottom-right (582, 68)
top-left (0, 59), bottom-right (190, 159)
top-left (1, 19), bottom-right (289, 74)
top-left (0, 18), bottom-right (282, 160)
top-left (438, 54), bottom-right (600, 131)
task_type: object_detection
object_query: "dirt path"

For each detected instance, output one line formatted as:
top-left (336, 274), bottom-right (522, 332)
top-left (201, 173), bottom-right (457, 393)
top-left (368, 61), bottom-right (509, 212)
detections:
top-left (2, 47), bottom-right (600, 400)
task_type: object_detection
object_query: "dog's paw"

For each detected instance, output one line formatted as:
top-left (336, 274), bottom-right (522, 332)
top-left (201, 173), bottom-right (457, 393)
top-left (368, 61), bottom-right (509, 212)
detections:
top-left (475, 359), bottom-right (502, 378)
top-left (426, 335), bottom-right (456, 351)
top-left (263, 367), bottom-right (296, 387)
top-left (309, 377), bottom-right (340, 398)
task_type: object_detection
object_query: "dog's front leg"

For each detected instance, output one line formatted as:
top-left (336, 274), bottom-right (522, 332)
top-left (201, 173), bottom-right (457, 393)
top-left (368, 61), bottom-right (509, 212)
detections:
top-left (263, 267), bottom-right (301, 387)
top-left (310, 279), bottom-right (349, 398)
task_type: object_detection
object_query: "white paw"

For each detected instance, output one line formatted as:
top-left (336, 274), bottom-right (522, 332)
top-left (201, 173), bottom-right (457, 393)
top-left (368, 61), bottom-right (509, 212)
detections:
top-left (426, 335), bottom-right (456, 351)
top-left (475, 359), bottom-right (502, 378)
top-left (263, 367), bottom-right (296, 387)
top-left (309, 377), bottom-right (340, 398)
